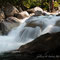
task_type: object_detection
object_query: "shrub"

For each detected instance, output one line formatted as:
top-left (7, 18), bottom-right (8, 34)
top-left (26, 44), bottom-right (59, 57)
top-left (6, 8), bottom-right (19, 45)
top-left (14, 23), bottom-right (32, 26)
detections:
top-left (23, 0), bottom-right (41, 8)
top-left (54, 1), bottom-right (59, 8)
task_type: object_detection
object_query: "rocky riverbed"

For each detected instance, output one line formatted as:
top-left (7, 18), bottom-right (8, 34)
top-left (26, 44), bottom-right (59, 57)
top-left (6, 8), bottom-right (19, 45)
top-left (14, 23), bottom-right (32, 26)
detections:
top-left (0, 4), bottom-right (60, 60)
top-left (0, 3), bottom-right (60, 35)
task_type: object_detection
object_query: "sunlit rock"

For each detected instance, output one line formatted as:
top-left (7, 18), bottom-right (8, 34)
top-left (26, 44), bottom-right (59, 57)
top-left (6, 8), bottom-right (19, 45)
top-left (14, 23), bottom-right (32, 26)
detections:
top-left (0, 9), bottom-right (5, 22)
top-left (56, 13), bottom-right (60, 16)
top-left (27, 7), bottom-right (43, 13)
top-left (29, 13), bottom-right (35, 16)
top-left (14, 11), bottom-right (29, 19)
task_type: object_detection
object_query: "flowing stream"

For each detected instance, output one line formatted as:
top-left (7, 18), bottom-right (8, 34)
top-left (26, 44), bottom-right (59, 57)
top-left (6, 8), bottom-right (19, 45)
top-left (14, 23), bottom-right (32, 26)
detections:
top-left (0, 15), bottom-right (60, 53)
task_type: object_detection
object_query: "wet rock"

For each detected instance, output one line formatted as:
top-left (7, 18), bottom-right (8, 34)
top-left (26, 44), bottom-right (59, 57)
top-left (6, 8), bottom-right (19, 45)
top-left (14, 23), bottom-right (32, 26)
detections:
top-left (3, 20), bottom-right (20, 34)
top-left (56, 13), bottom-right (60, 16)
top-left (19, 32), bottom-right (60, 54)
top-left (0, 32), bottom-right (60, 60)
top-left (35, 11), bottom-right (43, 16)
top-left (14, 11), bottom-right (29, 19)
top-left (3, 3), bottom-right (19, 17)
top-left (0, 22), bottom-right (7, 35)
top-left (26, 21), bottom-right (44, 28)
top-left (0, 9), bottom-right (5, 21)
top-left (0, 20), bottom-right (20, 35)
top-left (0, 17), bottom-right (20, 35)
top-left (6, 17), bottom-right (20, 23)
top-left (26, 16), bottom-right (45, 29)
top-left (55, 20), bottom-right (60, 27)
top-left (29, 13), bottom-right (35, 16)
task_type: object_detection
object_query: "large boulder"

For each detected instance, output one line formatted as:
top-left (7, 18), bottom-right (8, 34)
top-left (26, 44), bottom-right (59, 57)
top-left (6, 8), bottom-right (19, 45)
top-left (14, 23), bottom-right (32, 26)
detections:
top-left (3, 3), bottom-right (19, 17)
top-left (0, 9), bottom-right (5, 22)
top-left (34, 7), bottom-right (43, 12)
top-left (19, 32), bottom-right (60, 54)
top-left (0, 32), bottom-right (60, 60)
top-left (26, 16), bottom-right (46, 29)
top-left (0, 17), bottom-right (20, 35)
top-left (6, 17), bottom-right (20, 23)
top-left (2, 21), bottom-right (20, 35)
top-left (14, 11), bottom-right (29, 19)
top-left (27, 7), bottom-right (43, 13)
top-left (0, 20), bottom-right (20, 35)
top-left (26, 21), bottom-right (44, 28)
top-left (3, 17), bottom-right (20, 33)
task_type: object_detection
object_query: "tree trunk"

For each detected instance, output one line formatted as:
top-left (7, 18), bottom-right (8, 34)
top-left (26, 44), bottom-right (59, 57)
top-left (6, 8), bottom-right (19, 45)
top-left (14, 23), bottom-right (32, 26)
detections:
top-left (51, 0), bottom-right (54, 12)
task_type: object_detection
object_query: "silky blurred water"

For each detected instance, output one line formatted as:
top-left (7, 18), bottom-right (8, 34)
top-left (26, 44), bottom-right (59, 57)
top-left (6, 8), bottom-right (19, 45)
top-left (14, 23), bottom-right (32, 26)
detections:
top-left (0, 15), bottom-right (60, 53)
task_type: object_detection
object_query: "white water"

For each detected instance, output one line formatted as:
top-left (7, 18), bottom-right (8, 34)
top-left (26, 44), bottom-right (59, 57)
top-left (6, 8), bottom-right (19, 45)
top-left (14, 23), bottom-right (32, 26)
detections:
top-left (0, 15), bottom-right (60, 53)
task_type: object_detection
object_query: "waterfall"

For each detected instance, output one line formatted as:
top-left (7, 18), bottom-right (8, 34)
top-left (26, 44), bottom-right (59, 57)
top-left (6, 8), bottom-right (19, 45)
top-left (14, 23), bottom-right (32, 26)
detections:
top-left (0, 18), bottom-right (41, 53)
top-left (0, 15), bottom-right (60, 53)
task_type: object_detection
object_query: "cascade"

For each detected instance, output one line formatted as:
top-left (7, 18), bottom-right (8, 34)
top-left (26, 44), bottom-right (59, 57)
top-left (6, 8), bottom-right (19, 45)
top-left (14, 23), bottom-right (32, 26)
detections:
top-left (0, 15), bottom-right (60, 53)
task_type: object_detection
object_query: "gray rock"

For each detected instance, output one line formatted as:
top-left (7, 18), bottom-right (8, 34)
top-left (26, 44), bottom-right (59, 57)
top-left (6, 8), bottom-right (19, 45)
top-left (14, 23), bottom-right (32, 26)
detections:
top-left (55, 20), bottom-right (60, 27)
top-left (4, 3), bottom-right (19, 17)
top-left (3, 21), bottom-right (20, 34)
top-left (35, 11), bottom-right (43, 16)
top-left (0, 17), bottom-right (20, 35)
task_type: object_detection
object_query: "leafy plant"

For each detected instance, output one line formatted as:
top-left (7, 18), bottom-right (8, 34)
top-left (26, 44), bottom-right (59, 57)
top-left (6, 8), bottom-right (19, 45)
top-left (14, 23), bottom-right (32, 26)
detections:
top-left (54, 1), bottom-right (59, 8)
top-left (23, 0), bottom-right (41, 8)
top-left (0, 0), bottom-right (60, 11)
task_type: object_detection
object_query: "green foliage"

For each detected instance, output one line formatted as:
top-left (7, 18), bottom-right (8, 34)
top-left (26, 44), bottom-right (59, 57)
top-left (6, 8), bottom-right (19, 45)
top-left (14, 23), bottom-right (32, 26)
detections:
top-left (23, 0), bottom-right (41, 8)
top-left (58, 0), bottom-right (60, 4)
top-left (54, 1), bottom-right (59, 8)
top-left (0, 0), bottom-right (60, 11)
top-left (42, 2), bottom-right (49, 10)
